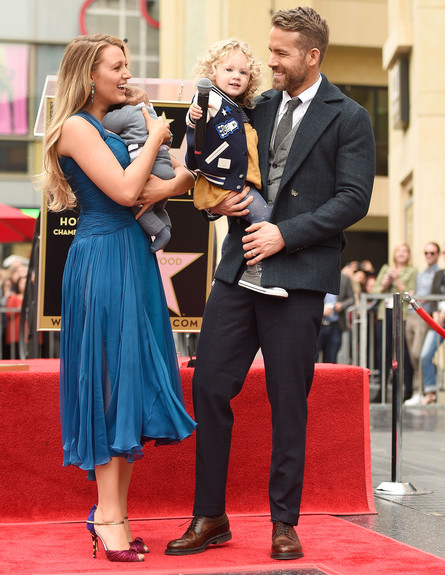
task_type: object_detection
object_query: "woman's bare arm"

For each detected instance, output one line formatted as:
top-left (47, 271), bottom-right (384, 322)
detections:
top-left (135, 155), bottom-right (195, 217)
top-left (57, 109), bottom-right (171, 206)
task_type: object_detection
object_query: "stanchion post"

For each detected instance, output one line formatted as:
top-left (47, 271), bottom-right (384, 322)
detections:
top-left (375, 292), bottom-right (424, 495)
top-left (391, 292), bottom-right (404, 483)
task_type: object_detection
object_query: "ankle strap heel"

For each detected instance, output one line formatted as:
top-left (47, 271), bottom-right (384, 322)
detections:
top-left (86, 505), bottom-right (144, 562)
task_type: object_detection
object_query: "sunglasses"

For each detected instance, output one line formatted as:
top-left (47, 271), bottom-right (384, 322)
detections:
top-left (425, 251), bottom-right (439, 255)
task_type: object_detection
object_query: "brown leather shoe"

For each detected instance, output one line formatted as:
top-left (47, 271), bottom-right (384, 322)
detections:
top-left (165, 514), bottom-right (232, 555)
top-left (271, 520), bottom-right (303, 560)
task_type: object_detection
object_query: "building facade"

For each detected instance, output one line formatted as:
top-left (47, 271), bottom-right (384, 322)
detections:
top-left (383, 0), bottom-right (445, 267)
top-left (0, 0), bottom-right (442, 270)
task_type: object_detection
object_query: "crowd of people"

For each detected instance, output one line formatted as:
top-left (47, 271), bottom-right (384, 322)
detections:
top-left (0, 255), bottom-right (29, 358)
top-left (325, 244), bottom-right (445, 405)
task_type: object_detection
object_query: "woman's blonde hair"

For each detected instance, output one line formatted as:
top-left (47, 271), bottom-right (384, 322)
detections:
top-left (392, 242), bottom-right (412, 265)
top-left (39, 34), bottom-right (129, 211)
top-left (193, 38), bottom-right (262, 108)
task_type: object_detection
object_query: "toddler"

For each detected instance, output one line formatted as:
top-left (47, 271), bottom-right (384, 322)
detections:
top-left (186, 39), bottom-right (287, 297)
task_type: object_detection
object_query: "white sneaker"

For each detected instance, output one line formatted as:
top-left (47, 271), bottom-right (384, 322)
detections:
top-left (404, 392), bottom-right (424, 406)
top-left (238, 263), bottom-right (288, 298)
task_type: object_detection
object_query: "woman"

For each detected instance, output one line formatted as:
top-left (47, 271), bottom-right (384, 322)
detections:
top-left (40, 34), bottom-right (196, 563)
top-left (373, 242), bottom-right (417, 402)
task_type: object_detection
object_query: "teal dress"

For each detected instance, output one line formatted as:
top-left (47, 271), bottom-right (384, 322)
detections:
top-left (59, 111), bottom-right (196, 477)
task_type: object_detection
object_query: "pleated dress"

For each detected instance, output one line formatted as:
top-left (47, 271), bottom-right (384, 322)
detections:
top-left (59, 111), bottom-right (196, 478)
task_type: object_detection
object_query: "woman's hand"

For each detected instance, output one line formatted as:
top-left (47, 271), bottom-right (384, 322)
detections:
top-left (135, 156), bottom-right (195, 218)
top-left (381, 268), bottom-right (396, 291)
top-left (136, 174), bottom-right (174, 217)
top-left (142, 107), bottom-right (171, 144)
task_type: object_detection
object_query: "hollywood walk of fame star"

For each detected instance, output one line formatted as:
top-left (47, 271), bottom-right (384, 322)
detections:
top-left (160, 111), bottom-right (175, 126)
top-left (156, 249), bottom-right (204, 316)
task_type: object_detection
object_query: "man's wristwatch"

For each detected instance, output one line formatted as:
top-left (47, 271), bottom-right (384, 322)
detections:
top-left (204, 208), bottom-right (220, 220)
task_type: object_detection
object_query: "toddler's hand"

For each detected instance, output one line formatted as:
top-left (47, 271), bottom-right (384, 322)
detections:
top-left (189, 103), bottom-right (203, 121)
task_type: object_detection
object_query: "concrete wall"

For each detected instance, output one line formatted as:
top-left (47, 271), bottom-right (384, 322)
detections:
top-left (384, 0), bottom-right (445, 266)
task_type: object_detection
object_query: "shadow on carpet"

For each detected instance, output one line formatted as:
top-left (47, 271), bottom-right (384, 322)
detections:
top-left (1, 514), bottom-right (444, 575)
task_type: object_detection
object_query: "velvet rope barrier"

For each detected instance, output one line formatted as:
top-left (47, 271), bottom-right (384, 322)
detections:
top-left (405, 293), bottom-right (445, 338)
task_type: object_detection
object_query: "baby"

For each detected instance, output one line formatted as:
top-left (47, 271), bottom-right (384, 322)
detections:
top-left (102, 86), bottom-right (174, 253)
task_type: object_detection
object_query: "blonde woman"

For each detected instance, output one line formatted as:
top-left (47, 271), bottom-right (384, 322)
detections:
top-left (40, 34), bottom-right (196, 562)
top-left (373, 242), bottom-right (417, 402)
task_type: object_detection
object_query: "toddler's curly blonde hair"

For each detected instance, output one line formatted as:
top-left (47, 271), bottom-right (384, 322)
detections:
top-left (193, 38), bottom-right (262, 109)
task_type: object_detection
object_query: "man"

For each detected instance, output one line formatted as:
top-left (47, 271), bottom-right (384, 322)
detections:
top-left (418, 248), bottom-right (445, 405)
top-left (166, 6), bottom-right (375, 560)
top-left (317, 272), bottom-right (355, 363)
top-left (405, 242), bottom-right (442, 404)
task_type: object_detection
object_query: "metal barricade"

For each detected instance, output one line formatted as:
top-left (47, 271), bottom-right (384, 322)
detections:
top-left (346, 293), bottom-right (445, 402)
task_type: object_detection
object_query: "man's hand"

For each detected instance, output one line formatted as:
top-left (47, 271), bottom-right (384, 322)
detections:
top-left (210, 186), bottom-right (253, 217)
top-left (241, 221), bottom-right (285, 265)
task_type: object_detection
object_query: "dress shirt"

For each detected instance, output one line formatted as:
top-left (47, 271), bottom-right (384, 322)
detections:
top-left (276, 74), bottom-right (322, 130)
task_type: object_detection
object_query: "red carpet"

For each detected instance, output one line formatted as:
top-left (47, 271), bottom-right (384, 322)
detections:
top-left (1, 514), bottom-right (445, 574)
top-left (1, 360), bottom-right (440, 574)
top-left (0, 359), bottom-right (375, 522)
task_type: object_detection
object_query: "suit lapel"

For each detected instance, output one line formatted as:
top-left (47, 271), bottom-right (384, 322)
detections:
top-left (254, 93), bottom-right (280, 184)
top-left (253, 76), bottom-right (345, 197)
top-left (279, 97), bottom-right (339, 189)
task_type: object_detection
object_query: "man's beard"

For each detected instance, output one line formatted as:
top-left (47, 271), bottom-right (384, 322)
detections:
top-left (271, 67), bottom-right (308, 94)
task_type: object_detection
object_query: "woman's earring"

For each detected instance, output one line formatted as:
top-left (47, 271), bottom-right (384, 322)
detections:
top-left (90, 81), bottom-right (95, 104)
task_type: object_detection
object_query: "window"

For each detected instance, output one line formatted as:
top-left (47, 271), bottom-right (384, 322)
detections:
top-left (0, 142), bottom-right (28, 173)
top-left (0, 44), bottom-right (30, 137)
top-left (80, 0), bottom-right (160, 78)
top-left (336, 85), bottom-right (388, 177)
top-left (0, 43), bottom-right (30, 175)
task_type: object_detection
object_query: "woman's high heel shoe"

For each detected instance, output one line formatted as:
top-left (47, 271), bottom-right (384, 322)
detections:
top-left (86, 505), bottom-right (144, 562)
top-left (130, 536), bottom-right (149, 554)
top-left (124, 516), bottom-right (150, 554)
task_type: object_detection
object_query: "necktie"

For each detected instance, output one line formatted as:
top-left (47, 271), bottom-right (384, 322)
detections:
top-left (273, 98), bottom-right (301, 151)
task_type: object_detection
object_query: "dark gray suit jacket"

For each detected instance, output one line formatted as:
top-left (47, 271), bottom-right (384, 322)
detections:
top-left (213, 74), bottom-right (376, 295)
